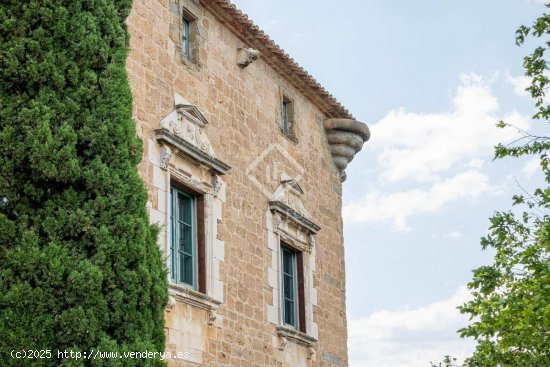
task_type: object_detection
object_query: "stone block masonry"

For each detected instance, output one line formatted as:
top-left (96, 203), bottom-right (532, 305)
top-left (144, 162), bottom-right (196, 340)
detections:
top-left (126, 0), bottom-right (369, 366)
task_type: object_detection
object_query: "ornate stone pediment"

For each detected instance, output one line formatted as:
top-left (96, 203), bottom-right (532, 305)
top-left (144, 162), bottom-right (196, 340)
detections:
top-left (155, 104), bottom-right (230, 175)
top-left (176, 104), bottom-right (209, 127)
top-left (159, 105), bottom-right (213, 155)
top-left (271, 175), bottom-right (308, 216)
top-left (281, 177), bottom-right (304, 194)
top-left (269, 176), bottom-right (320, 235)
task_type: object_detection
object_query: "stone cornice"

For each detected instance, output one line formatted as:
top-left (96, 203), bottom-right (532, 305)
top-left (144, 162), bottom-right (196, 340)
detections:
top-left (201, 0), bottom-right (354, 119)
top-left (269, 200), bottom-right (321, 235)
top-left (155, 128), bottom-right (231, 175)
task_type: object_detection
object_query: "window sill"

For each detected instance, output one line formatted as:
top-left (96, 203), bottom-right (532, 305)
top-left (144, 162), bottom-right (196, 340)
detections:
top-left (178, 49), bottom-right (201, 73)
top-left (276, 325), bottom-right (317, 347)
top-left (180, 53), bottom-right (199, 67)
top-left (168, 283), bottom-right (222, 311)
top-left (280, 128), bottom-right (298, 144)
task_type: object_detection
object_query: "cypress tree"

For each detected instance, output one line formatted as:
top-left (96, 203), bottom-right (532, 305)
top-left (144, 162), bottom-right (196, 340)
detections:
top-left (0, 1), bottom-right (167, 366)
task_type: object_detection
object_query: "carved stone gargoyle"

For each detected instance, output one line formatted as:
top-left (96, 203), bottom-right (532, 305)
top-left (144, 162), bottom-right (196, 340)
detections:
top-left (237, 47), bottom-right (260, 68)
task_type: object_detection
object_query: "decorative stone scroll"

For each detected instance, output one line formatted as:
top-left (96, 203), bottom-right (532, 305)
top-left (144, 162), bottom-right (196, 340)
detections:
top-left (165, 295), bottom-right (177, 312)
top-left (279, 336), bottom-right (288, 351)
top-left (212, 175), bottom-right (222, 198)
top-left (324, 118), bottom-right (370, 181)
top-left (207, 309), bottom-right (217, 326)
top-left (307, 346), bottom-right (316, 360)
top-left (160, 146), bottom-right (172, 171)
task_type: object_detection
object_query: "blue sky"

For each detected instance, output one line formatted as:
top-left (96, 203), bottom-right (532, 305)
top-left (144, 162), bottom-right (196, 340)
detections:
top-left (232, 1), bottom-right (546, 366)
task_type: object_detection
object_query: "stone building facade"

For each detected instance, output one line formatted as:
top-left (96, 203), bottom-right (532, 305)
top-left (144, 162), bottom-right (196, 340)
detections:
top-left (125, 0), bottom-right (370, 366)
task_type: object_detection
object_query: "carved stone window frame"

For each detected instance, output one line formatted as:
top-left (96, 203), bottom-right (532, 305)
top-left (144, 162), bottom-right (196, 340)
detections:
top-left (148, 99), bottom-right (229, 318)
top-left (266, 190), bottom-right (320, 356)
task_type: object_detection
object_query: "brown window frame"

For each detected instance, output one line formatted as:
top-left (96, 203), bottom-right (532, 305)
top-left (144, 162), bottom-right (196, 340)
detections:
top-left (281, 242), bottom-right (306, 333)
top-left (170, 180), bottom-right (206, 294)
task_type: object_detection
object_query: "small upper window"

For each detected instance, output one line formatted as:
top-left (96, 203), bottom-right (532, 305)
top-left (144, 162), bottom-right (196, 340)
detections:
top-left (282, 96), bottom-right (293, 134)
top-left (169, 1), bottom-right (201, 66)
top-left (182, 17), bottom-right (191, 59)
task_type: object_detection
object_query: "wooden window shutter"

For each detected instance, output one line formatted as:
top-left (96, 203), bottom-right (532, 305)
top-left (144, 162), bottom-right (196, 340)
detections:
top-left (196, 195), bottom-right (206, 294)
top-left (297, 251), bottom-right (306, 333)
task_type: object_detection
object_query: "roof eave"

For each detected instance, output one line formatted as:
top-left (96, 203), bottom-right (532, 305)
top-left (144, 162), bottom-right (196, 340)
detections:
top-left (202, 0), bottom-right (355, 120)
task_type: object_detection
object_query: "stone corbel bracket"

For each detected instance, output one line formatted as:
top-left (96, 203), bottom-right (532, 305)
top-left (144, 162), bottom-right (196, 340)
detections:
top-left (237, 47), bottom-right (260, 68)
top-left (324, 118), bottom-right (370, 181)
top-left (307, 345), bottom-right (316, 360)
top-left (165, 295), bottom-right (177, 312)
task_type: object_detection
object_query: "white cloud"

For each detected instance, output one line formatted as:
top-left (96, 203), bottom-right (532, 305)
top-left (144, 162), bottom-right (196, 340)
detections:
top-left (345, 73), bottom-right (531, 230)
top-left (371, 73), bottom-right (529, 183)
top-left (506, 73), bottom-right (531, 99)
top-left (348, 286), bottom-right (475, 367)
top-left (506, 72), bottom-right (550, 104)
top-left (343, 170), bottom-right (492, 231)
top-left (522, 156), bottom-right (541, 177)
top-left (464, 159), bottom-right (484, 170)
top-left (446, 230), bottom-right (463, 239)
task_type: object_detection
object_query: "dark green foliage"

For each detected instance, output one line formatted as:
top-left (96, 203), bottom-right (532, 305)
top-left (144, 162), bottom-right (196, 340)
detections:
top-left (0, 0), bottom-right (167, 365)
top-left (432, 5), bottom-right (550, 367)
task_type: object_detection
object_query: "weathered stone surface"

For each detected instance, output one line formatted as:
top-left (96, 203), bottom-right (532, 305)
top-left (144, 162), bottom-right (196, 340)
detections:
top-left (126, 0), bottom-right (364, 366)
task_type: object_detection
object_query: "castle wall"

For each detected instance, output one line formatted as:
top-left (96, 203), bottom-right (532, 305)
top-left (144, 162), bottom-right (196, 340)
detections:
top-left (126, 1), bottom-right (349, 366)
